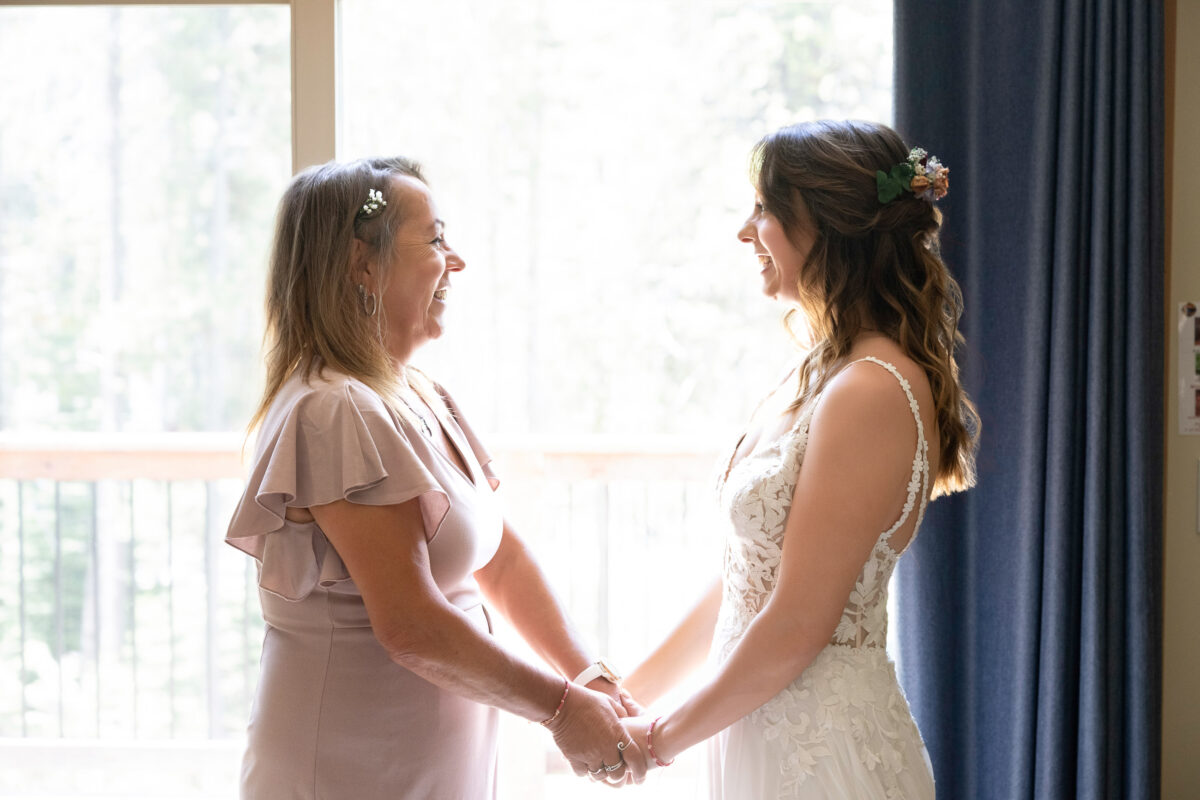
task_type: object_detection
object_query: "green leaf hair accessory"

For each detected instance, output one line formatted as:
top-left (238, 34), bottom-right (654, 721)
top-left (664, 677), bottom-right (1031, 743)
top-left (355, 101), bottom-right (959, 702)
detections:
top-left (876, 147), bottom-right (950, 204)
top-left (356, 188), bottom-right (388, 220)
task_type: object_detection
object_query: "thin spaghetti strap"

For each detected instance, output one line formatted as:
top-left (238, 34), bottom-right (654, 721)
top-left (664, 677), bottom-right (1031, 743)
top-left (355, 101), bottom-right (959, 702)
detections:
top-left (849, 357), bottom-right (931, 544)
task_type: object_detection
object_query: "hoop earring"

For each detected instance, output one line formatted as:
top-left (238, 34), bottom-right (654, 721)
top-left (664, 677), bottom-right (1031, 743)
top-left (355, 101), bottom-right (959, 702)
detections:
top-left (357, 283), bottom-right (378, 317)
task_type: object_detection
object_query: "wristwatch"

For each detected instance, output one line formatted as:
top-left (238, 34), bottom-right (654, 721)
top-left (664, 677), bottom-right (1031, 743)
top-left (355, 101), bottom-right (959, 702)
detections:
top-left (573, 659), bottom-right (622, 686)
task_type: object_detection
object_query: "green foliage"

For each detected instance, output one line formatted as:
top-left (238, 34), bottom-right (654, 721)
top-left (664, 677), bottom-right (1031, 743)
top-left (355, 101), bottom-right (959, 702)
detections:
top-left (0, 6), bottom-right (289, 433)
top-left (0, 5), bottom-right (282, 742)
top-left (877, 163), bottom-right (916, 203)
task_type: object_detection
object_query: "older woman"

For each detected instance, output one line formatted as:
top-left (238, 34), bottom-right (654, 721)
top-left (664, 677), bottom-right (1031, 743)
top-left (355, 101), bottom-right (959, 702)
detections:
top-left (226, 157), bottom-right (642, 798)
top-left (619, 121), bottom-right (979, 799)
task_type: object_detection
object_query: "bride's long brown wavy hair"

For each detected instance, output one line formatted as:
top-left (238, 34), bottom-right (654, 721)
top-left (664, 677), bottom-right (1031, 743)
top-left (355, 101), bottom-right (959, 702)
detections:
top-left (752, 120), bottom-right (979, 496)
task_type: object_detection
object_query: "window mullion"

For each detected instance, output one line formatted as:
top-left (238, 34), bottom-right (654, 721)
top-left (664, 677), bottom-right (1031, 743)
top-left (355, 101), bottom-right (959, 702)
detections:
top-left (291, 0), bottom-right (337, 172)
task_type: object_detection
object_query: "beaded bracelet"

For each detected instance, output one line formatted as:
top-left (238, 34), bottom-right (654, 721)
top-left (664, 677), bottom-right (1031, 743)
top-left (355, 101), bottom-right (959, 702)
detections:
top-left (539, 678), bottom-right (570, 727)
top-left (646, 715), bottom-right (675, 767)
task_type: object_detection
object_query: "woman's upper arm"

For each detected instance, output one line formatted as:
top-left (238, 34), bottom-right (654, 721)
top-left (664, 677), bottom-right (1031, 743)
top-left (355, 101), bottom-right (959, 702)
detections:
top-left (766, 364), bottom-right (921, 638)
top-left (308, 497), bottom-right (446, 655)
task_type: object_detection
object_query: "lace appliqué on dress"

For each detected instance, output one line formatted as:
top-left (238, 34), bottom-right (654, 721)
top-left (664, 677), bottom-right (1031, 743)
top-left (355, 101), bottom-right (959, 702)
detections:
top-left (711, 357), bottom-right (931, 799)
top-left (753, 648), bottom-right (923, 797)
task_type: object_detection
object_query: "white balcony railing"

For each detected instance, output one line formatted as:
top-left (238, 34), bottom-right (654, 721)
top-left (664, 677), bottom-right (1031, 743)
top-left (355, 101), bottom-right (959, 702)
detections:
top-left (0, 432), bottom-right (722, 798)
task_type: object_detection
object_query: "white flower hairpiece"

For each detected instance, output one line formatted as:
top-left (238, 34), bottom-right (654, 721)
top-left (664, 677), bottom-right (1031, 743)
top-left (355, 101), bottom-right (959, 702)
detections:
top-left (357, 188), bottom-right (388, 219)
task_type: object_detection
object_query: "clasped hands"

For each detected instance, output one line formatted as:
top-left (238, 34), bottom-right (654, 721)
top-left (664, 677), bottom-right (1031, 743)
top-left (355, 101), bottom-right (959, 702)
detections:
top-left (543, 681), bottom-right (662, 788)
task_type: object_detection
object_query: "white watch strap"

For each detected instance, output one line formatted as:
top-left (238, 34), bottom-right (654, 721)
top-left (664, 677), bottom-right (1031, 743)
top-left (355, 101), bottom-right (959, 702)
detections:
top-left (573, 662), bottom-right (607, 685)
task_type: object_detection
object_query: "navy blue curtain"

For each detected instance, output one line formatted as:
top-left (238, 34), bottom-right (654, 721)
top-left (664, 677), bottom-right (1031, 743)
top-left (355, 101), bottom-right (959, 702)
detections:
top-left (892, 2), bottom-right (1164, 799)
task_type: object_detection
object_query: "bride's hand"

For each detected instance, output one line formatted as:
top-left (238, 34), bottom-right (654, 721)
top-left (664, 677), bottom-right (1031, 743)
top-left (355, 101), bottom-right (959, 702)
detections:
top-left (619, 716), bottom-right (656, 775)
top-left (584, 678), bottom-right (629, 717)
top-left (618, 687), bottom-right (647, 717)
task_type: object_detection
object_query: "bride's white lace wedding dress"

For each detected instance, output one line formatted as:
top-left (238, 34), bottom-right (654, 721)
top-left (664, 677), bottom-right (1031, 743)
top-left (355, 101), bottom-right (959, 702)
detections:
top-left (708, 357), bottom-right (936, 800)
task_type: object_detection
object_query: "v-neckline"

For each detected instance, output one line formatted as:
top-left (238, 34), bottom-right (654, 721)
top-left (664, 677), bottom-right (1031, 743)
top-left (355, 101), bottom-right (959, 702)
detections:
top-left (396, 397), bottom-right (477, 486)
top-left (718, 353), bottom-right (886, 487)
top-left (719, 404), bottom-right (814, 489)
top-left (428, 412), bottom-right (477, 486)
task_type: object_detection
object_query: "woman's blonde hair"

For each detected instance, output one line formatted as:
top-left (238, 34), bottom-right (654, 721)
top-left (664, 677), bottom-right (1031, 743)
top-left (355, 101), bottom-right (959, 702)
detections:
top-left (248, 156), bottom-right (429, 433)
top-left (752, 120), bottom-right (979, 496)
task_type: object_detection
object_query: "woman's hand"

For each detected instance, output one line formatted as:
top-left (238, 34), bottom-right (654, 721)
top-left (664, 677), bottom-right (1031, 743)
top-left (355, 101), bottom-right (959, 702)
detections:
top-left (618, 716), bottom-right (655, 775)
top-left (618, 687), bottom-right (647, 717)
top-left (584, 678), bottom-right (629, 716)
top-left (545, 683), bottom-right (646, 786)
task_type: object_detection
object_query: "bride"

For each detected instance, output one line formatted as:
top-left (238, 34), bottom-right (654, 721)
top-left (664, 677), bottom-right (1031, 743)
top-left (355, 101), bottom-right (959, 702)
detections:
top-left (617, 120), bottom-right (979, 799)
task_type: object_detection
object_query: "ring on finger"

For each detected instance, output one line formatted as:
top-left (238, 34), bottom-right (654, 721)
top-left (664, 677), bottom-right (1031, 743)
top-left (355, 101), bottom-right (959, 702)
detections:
top-left (604, 761), bottom-right (623, 773)
top-left (588, 764), bottom-right (605, 776)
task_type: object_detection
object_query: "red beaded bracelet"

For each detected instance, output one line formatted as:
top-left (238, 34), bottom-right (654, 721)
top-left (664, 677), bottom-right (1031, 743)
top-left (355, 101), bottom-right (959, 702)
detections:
top-left (539, 678), bottom-right (570, 727)
top-left (646, 715), bottom-right (675, 767)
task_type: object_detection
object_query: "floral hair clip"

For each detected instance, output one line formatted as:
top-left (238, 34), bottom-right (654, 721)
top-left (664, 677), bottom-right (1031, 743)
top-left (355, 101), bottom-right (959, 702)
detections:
top-left (876, 147), bottom-right (949, 204)
top-left (356, 188), bottom-right (388, 220)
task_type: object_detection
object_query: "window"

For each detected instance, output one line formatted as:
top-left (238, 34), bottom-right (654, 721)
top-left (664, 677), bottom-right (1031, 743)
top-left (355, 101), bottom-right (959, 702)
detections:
top-left (0, 4), bottom-right (290, 434)
top-left (0, 2), bottom-right (891, 796)
top-left (0, 3), bottom-right (290, 795)
top-left (340, 0), bottom-right (893, 441)
top-left (339, 2), bottom-right (892, 797)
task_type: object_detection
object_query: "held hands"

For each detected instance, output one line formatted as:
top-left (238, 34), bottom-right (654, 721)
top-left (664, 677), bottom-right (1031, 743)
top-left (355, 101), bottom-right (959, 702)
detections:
top-left (617, 687), bottom-right (646, 717)
top-left (618, 714), bottom-right (672, 776)
top-left (544, 681), bottom-right (647, 787)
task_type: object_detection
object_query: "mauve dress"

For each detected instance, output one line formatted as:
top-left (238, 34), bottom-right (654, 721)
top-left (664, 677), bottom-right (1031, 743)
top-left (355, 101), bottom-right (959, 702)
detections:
top-left (225, 369), bottom-right (504, 800)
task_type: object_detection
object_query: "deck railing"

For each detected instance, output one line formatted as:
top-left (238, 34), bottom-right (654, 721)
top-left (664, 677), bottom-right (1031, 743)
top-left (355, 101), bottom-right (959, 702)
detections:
top-left (0, 433), bottom-right (721, 741)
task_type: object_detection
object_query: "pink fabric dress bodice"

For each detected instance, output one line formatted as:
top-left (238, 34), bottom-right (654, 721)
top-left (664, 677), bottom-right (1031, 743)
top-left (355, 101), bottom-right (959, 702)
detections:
top-left (226, 370), bottom-right (503, 800)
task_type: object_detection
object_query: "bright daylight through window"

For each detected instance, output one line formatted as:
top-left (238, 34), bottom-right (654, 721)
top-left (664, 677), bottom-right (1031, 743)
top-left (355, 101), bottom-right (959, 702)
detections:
top-left (339, 2), bottom-right (892, 797)
top-left (0, 1), bottom-right (891, 797)
top-left (0, 4), bottom-right (290, 796)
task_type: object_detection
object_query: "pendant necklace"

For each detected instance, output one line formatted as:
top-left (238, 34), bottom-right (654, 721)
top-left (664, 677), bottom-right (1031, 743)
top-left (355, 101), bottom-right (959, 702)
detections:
top-left (399, 395), bottom-right (434, 438)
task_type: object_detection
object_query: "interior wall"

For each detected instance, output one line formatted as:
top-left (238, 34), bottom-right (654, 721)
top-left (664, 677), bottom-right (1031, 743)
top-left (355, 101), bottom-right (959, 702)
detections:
top-left (1162, 1), bottom-right (1200, 796)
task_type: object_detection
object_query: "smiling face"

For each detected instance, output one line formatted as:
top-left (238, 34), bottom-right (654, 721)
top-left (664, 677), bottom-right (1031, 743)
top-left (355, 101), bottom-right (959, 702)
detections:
top-left (737, 192), bottom-right (817, 307)
top-left (361, 175), bottom-right (465, 365)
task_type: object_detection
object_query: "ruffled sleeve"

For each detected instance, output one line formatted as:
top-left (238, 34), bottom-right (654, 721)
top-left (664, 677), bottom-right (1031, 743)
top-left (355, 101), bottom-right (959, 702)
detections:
top-left (225, 375), bottom-right (450, 601)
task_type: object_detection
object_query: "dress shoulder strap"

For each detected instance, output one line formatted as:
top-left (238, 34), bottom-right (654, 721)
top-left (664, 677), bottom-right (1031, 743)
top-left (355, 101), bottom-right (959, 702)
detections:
top-left (849, 356), bottom-right (931, 547)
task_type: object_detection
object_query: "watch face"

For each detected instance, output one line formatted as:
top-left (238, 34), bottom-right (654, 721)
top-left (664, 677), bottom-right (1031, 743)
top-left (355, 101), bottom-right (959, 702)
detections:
top-left (599, 661), bottom-right (622, 683)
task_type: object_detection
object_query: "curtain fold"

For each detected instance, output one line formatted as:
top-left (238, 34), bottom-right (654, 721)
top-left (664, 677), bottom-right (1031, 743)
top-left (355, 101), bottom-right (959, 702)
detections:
top-left (891, 2), bottom-right (1163, 798)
